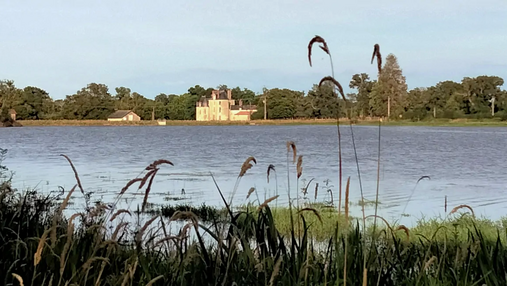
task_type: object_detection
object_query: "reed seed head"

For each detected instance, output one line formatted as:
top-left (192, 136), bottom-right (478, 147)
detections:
top-left (286, 141), bottom-right (297, 163)
top-left (366, 215), bottom-right (393, 232)
top-left (112, 222), bottom-right (129, 241)
top-left (246, 187), bottom-right (256, 199)
top-left (319, 76), bottom-right (346, 101)
top-left (267, 164), bottom-right (275, 183)
top-left (450, 204), bottom-right (475, 217)
top-left (110, 209), bottom-right (132, 222)
top-left (141, 168), bottom-right (159, 212)
top-left (296, 155), bottom-right (303, 179)
top-left (258, 195), bottom-right (279, 210)
top-left (308, 35), bottom-right (330, 67)
top-left (139, 169), bottom-right (158, 190)
top-left (34, 227), bottom-right (53, 266)
top-left (60, 154), bottom-right (85, 195)
top-left (82, 257), bottom-right (109, 271)
top-left (136, 216), bottom-right (159, 243)
top-left (121, 178), bottom-right (143, 195)
top-left (147, 159), bottom-right (174, 170)
top-left (298, 207), bottom-right (323, 224)
top-left (396, 225), bottom-right (410, 241)
top-left (239, 156), bottom-right (257, 177)
top-left (59, 184), bottom-right (77, 213)
top-left (371, 43), bottom-right (382, 74)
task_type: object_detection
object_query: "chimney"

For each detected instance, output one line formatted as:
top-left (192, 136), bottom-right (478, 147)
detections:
top-left (239, 99), bottom-right (243, 106)
top-left (227, 89), bottom-right (232, 100)
top-left (212, 90), bottom-right (217, 100)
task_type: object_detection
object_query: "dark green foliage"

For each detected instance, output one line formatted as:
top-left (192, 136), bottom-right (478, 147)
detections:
top-left (148, 203), bottom-right (226, 222)
top-left (61, 83), bottom-right (115, 119)
top-left (1, 72), bottom-right (507, 121)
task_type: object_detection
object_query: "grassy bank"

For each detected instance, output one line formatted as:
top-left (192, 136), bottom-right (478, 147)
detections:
top-left (17, 118), bottom-right (507, 127)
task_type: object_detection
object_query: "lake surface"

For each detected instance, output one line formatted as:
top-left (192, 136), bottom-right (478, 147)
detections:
top-left (1, 125), bottom-right (507, 225)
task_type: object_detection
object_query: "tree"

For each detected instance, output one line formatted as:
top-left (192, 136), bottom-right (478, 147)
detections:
top-left (258, 88), bottom-right (304, 119)
top-left (306, 83), bottom-right (344, 118)
top-left (114, 87), bottom-right (132, 110)
top-left (461, 76), bottom-right (504, 115)
top-left (404, 87), bottom-right (431, 121)
top-left (13, 86), bottom-right (53, 119)
top-left (61, 83), bottom-right (114, 119)
top-left (0, 80), bottom-right (22, 117)
top-left (432, 81), bottom-right (463, 118)
top-left (231, 87), bottom-right (256, 103)
top-left (349, 73), bottom-right (375, 118)
top-left (369, 54), bottom-right (408, 118)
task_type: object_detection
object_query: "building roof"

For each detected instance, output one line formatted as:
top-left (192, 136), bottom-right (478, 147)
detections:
top-left (230, 104), bottom-right (257, 110)
top-left (216, 90), bottom-right (229, 100)
top-left (235, 111), bottom-right (252, 116)
top-left (108, 110), bottom-right (135, 118)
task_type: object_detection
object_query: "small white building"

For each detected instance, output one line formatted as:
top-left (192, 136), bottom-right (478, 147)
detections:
top-left (107, 110), bottom-right (141, 121)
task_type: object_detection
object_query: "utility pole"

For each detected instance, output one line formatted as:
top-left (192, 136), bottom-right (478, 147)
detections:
top-left (263, 89), bottom-right (267, 120)
top-left (387, 96), bottom-right (391, 119)
top-left (152, 106), bottom-right (155, 121)
top-left (492, 96), bottom-right (495, 116)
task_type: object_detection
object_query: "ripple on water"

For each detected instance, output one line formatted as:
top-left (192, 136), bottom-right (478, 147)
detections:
top-left (2, 125), bottom-right (507, 225)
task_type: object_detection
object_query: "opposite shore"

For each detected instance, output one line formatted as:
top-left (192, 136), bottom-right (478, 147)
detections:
top-left (12, 118), bottom-right (507, 127)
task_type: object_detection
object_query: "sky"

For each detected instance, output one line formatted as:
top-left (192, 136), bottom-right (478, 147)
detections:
top-left (1, 0), bottom-right (506, 100)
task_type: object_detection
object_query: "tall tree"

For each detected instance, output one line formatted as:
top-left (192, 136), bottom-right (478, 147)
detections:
top-left (369, 54), bottom-right (408, 118)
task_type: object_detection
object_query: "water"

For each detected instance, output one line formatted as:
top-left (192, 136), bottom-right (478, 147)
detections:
top-left (1, 125), bottom-right (507, 225)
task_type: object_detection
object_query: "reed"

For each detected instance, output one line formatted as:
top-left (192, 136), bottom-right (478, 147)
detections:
top-left (258, 195), bottom-right (279, 210)
top-left (449, 204), bottom-right (475, 217)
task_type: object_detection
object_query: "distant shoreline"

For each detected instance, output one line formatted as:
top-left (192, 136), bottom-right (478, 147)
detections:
top-left (15, 118), bottom-right (507, 127)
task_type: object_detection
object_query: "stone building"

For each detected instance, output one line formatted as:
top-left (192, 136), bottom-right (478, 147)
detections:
top-left (196, 89), bottom-right (257, 121)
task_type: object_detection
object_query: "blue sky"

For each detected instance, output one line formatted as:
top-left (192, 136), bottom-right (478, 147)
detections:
top-left (1, 0), bottom-right (506, 99)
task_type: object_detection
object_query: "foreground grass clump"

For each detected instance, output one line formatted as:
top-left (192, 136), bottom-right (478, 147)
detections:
top-left (3, 180), bottom-right (507, 285)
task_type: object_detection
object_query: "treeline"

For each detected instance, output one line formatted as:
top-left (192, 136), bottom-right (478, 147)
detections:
top-left (1, 53), bottom-right (506, 121)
